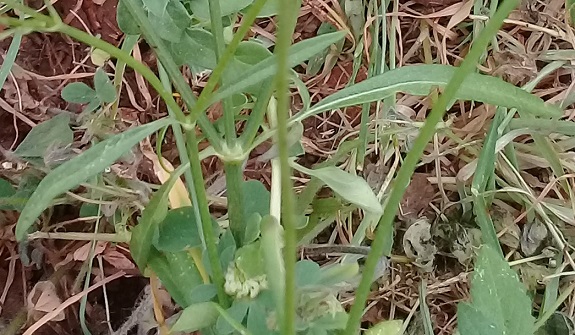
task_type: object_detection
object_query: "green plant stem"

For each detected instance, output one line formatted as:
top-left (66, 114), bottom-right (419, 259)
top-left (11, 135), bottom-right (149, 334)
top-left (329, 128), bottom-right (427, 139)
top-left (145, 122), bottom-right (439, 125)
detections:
top-left (240, 80), bottom-right (274, 147)
top-left (185, 130), bottom-right (230, 308)
top-left (343, 0), bottom-right (520, 333)
top-left (80, 195), bottom-right (103, 335)
top-left (111, 34), bottom-right (139, 119)
top-left (207, 0), bottom-right (236, 146)
top-left (3, 0), bottom-right (48, 22)
top-left (275, 0), bottom-right (301, 334)
top-left (207, 0), bottom-right (246, 240)
top-left (191, 0), bottom-right (271, 115)
top-left (224, 162), bottom-right (245, 243)
top-left (0, 29), bottom-right (21, 90)
top-left (158, 63), bottom-right (207, 249)
top-left (121, 0), bottom-right (222, 150)
top-left (0, 10), bottom-right (185, 123)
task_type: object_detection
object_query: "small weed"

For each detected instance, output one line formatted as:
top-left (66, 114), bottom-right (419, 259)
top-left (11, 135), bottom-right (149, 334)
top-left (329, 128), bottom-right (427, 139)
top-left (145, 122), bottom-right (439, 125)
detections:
top-left (0, 0), bottom-right (573, 334)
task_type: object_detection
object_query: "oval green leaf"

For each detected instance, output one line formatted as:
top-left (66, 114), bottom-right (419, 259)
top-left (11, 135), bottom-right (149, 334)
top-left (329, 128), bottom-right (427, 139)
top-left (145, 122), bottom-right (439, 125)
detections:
top-left (117, 0), bottom-right (142, 34)
top-left (171, 302), bottom-right (220, 332)
top-left (61, 82), bottom-right (97, 104)
top-left (292, 163), bottom-right (382, 214)
top-left (15, 118), bottom-right (172, 241)
top-left (94, 68), bottom-right (117, 103)
top-left (154, 206), bottom-right (202, 253)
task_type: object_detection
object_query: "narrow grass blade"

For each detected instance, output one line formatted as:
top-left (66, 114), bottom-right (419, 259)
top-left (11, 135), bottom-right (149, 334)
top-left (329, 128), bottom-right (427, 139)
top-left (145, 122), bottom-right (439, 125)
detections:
top-left (471, 108), bottom-right (504, 255)
top-left (510, 118), bottom-right (575, 135)
top-left (0, 30), bottom-right (22, 90)
top-left (295, 64), bottom-right (562, 123)
top-left (15, 118), bottom-right (172, 241)
top-left (419, 280), bottom-right (434, 335)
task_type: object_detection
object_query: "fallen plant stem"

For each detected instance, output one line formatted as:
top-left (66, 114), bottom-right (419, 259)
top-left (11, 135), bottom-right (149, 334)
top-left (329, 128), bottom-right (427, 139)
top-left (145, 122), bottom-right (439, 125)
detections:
top-left (27, 231), bottom-right (130, 242)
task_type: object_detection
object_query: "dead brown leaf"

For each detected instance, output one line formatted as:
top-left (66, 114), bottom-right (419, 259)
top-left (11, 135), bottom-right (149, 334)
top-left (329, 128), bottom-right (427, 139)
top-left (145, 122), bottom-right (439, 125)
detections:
top-left (27, 281), bottom-right (64, 323)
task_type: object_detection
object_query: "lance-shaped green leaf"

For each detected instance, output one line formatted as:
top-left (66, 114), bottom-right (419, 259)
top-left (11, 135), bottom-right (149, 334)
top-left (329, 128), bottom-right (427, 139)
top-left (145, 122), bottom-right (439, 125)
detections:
top-left (293, 64), bottom-right (563, 123)
top-left (211, 31), bottom-right (346, 103)
top-left (15, 118), bottom-right (172, 241)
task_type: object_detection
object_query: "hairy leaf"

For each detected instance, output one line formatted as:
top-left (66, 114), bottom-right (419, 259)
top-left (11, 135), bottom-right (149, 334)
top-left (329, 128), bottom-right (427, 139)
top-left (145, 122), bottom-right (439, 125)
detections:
top-left (14, 114), bottom-right (73, 159)
top-left (457, 245), bottom-right (535, 335)
top-left (142, 0), bottom-right (168, 13)
top-left (154, 206), bottom-right (202, 253)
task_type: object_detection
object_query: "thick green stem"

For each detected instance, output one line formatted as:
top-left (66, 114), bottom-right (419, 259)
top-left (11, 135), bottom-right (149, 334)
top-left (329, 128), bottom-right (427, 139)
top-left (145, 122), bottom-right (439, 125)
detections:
top-left (185, 130), bottom-right (230, 307)
top-left (207, 0), bottom-right (245, 240)
top-left (223, 162), bottom-right (245, 243)
top-left (343, 0), bottom-right (520, 333)
top-left (275, 0), bottom-right (301, 334)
